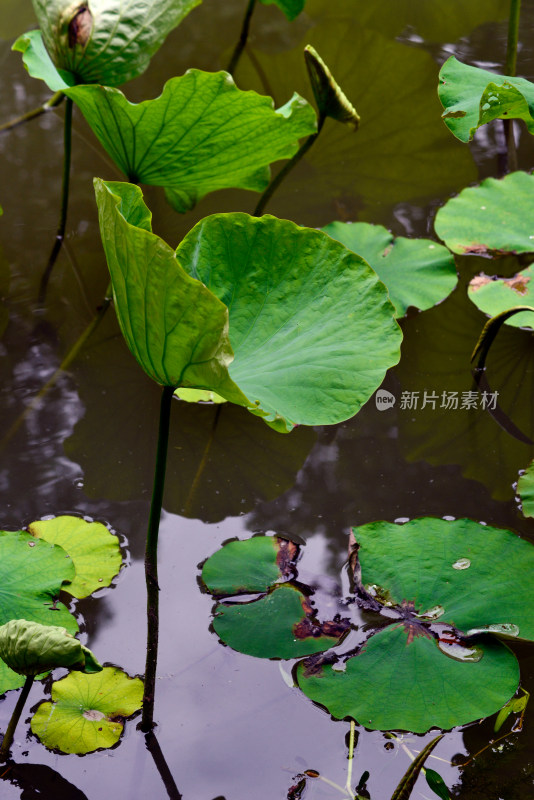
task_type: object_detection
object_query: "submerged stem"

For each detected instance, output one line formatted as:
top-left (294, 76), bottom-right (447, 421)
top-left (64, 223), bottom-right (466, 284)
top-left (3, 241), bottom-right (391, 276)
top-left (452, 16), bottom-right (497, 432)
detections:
top-left (0, 91), bottom-right (64, 134)
top-left (39, 97), bottom-right (74, 303)
top-left (141, 385), bottom-right (175, 732)
top-left (253, 117), bottom-right (325, 216)
top-left (227, 0), bottom-right (257, 76)
top-left (0, 676), bottom-right (34, 762)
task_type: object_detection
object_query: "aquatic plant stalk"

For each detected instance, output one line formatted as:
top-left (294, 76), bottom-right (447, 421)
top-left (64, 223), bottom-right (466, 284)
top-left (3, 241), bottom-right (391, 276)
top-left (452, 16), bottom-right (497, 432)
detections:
top-left (0, 91), bottom-right (64, 134)
top-left (141, 385), bottom-right (175, 732)
top-left (38, 97), bottom-right (74, 303)
top-left (502, 0), bottom-right (521, 173)
top-left (145, 731), bottom-right (183, 799)
top-left (227, 0), bottom-right (257, 76)
top-left (346, 720), bottom-right (356, 796)
top-left (253, 116), bottom-right (325, 216)
top-left (0, 676), bottom-right (34, 761)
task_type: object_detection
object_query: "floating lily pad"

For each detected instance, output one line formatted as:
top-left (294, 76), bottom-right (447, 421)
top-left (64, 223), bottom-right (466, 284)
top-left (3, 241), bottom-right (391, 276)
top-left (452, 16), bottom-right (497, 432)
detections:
top-left (297, 625), bottom-right (518, 732)
top-left (201, 536), bottom-right (298, 596)
top-left (517, 460), bottom-right (534, 518)
top-left (0, 531), bottom-right (77, 692)
top-left (31, 667), bottom-right (143, 754)
top-left (439, 56), bottom-right (534, 142)
top-left (322, 221), bottom-right (457, 317)
top-left (95, 180), bottom-right (401, 431)
top-left (261, 0), bottom-right (305, 20)
top-left (468, 266), bottom-right (534, 329)
top-left (28, 0), bottom-right (201, 87)
top-left (434, 172), bottom-right (534, 256)
top-left (213, 583), bottom-right (347, 659)
top-left (354, 517), bottom-right (534, 640)
top-left (27, 516), bottom-right (122, 599)
top-left (66, 74), bottom-right (316, 212)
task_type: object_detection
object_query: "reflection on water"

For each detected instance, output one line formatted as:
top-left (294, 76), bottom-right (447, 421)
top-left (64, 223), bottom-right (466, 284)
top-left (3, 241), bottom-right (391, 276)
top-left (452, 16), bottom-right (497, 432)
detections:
top-left (1, 0), bottom-right (534, 797)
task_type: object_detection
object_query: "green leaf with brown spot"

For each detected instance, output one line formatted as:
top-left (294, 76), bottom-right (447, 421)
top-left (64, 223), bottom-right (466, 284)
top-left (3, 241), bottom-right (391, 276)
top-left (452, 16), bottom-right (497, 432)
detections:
top-left (201, 536), bottom-right (299, 596)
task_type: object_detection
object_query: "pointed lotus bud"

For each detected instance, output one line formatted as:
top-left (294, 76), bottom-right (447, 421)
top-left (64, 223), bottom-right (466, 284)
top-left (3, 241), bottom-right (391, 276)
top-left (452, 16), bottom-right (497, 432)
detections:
top-left (304, 45), bottom-right (360, 130)
top-left (0, 620), bottom-right (102, 677)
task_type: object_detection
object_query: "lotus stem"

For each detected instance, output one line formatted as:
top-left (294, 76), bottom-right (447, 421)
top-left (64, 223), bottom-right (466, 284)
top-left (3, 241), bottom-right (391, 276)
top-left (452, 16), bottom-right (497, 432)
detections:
top-left (141, 385), bottom-right (175, 732)
top-left (0, 284), bottom-right (113, 451)
top-left (0, 91), bottom-right (64, 134)
top-left (38, 96), bottom-right (74, 303)
top-left (253, 116), bottom-right (325, 216)
top-left (502, 0), bottom-right (521, 173)
top-left (346, 720), bottom-right (356, 796)
top-left (0, 676), bottom-right (34, 761)
top-left (145, 731), bottom-right (183, 799)
top-left (227, 0), bottom-right (257, 76)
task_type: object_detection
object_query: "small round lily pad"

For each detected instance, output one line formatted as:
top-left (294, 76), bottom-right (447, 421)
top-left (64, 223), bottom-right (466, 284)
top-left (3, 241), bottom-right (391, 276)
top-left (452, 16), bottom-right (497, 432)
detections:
top-left (28, 516), bottom-right (122, 599)
top-left (31, 667), bottom-right (143, 754)
top-left (201, 536), bottom-right (299, 596)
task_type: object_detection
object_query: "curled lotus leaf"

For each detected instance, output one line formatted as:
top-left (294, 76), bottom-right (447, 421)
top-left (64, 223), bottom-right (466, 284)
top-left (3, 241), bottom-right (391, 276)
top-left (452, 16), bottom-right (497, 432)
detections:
top-left (304, 45), bottom-right (360, 128)
top-left (29, 0), bottom-right (201, 86)
top-left (0, 620), bottom-right (102, 677)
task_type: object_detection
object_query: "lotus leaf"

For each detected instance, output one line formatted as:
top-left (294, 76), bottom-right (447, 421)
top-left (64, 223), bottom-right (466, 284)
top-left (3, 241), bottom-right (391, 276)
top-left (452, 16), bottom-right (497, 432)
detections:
top-left (297, 517), bottom-right (530, 732)
top-left (304, 45), bottom-right (359, 128)
top-left (12, 29), bottom-right (74, 92)
top-left (213, 583), bottom-right (347, 659)
top-left (31, 667), bottom-right (143, 754)
top-left (322, 221), bottom-right (457, 316)
top-left (0, 530), bottom-right (78, 692)
top-left (468, 267), bottom-right (534, 330)
top-left (203, 537), bottom-right (348, 659)
top-left (261, 0), bottom-right (305, 20)
top-left (29, 0), bottom-right (201, 86)
top-left (0, 620), bottom-right (101, 677)
top-left (434, 172), bottom-right (534, 256)
top-left (65, 74), bottom-right (317, 212)
top-left (28, 516), bottom-right (123, 599)
top-left (201, 535), bottom-right (298, 596)
top-left (95, 180), bottom-right (402, 431)
top-left (439, 56), bottom-right (534, 142)
top-left (517, 461), bottom-right (534, 518)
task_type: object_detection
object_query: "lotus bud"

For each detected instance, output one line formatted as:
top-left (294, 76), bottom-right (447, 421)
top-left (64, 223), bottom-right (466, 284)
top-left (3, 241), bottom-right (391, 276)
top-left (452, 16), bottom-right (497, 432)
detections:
top-left (304, 45), bottom-right (360, 130)
top-left (0, 620), bottom-right (102, 677)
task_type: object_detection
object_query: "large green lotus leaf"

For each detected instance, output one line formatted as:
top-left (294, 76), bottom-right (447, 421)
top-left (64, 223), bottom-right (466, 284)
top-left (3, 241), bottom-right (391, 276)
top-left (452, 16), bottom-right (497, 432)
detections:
top-left (439, 57), bottom-right (534, 143)
top-left (261, 0), bottom-right (305, 20)
top-left (12, 29), bottom-right (75, 92)
top-left (27, 516), bottom-right (122, 599)
top-left (202, 536), bottom-right (298, 596)
top-left (31, 667), bottom-right (143, 754)
top-left (517, 460), bottom-right (534, 518)
top-left (354, 518), bottom-right (534, 641)
top-left (96, 180), bottom-right (402, 430)
top-left (31, 0), bottom-right (201, 87)
top-left (468, 266), bottom-right (534, 329)
top-left (322, 221), bottom-right (457, 317)
top-left (179, 213), bottom-right (402, 428)
top-left (94, 179), bottom-right (246, 407)
top-left (0, 531), bottom-right (78, 693)
top-left (67, 74), bottom-right (316, 212)
top-left (434, 172), bottom-right (534, 256)
top-left (296, 625), bottom-right (518, 732)
top-left (213, 584), bottom-right (346, 659)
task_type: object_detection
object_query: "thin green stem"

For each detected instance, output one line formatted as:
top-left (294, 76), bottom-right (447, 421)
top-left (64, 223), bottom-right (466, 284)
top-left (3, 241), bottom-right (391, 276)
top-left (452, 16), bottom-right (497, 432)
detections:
top-left (39, 97), bottom-right (74, 304)
top-left (253, 116), bottom-right (325, 216)
top-left (0, 91), bottom-right (64, 134)
top-left (346, 720), bottom-right (356, 796)
top-left (0, 676), bottom-right (34, 762)
top-left (141, 385), bottom-right (175, 732)
top-left (0, 284), bottom-right (113, 452)
top-left (227, 0), bottom-right (257, 76)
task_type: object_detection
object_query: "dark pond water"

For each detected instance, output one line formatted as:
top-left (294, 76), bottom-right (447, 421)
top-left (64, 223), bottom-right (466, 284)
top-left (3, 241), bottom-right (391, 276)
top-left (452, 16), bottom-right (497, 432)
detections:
top-left (1, 1), bottom-right (534, 798)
